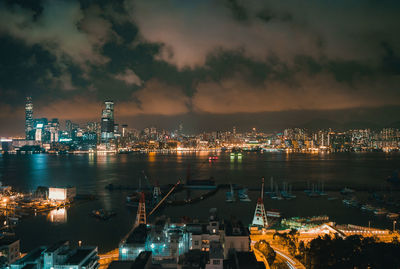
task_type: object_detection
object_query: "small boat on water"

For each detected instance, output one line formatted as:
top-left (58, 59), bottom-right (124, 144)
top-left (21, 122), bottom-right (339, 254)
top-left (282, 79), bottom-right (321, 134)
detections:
top-left (306, 183), bottom-right (320, 197)
top-left (341, 187), bottom-right (355, 195)
top-left (343, 199), bottom-right (359, 207)
top-left (373, 208), bottom-right (387, 216)
top-left (281, 182), bottom-right (296, 200)
top-left (226, 184), bottom-right (235, 202)
top-left (90, 209), bottom-right (116, 220)
top-left (238, 188), bottom-right (251, 202)
top-left (387, 212), bottom-right (399, 219)
top-left (271, 184), bottom-right (283, 200)
top-left (361, 204), bottom-right (376, 212)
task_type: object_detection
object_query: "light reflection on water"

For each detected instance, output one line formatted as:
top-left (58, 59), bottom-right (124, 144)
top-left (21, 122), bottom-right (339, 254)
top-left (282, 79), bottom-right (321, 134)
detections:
top-left (47, 208), bottom-right (67, 224)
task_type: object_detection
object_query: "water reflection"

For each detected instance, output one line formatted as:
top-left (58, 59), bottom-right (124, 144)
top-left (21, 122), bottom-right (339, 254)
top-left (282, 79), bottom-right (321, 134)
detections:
top-left (88, 153), bottom-right (95, 166)
top-left (148, 152), bottom-right (156, 163)
top-left (47, 208), bottom-right (67, 224)
top-left (30, 154), bottom-right (48, 187)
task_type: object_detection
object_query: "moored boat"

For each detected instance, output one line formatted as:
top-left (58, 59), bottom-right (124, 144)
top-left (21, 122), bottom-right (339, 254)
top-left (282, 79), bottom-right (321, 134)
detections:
top-left (238, 188), bottom-right (251, 202)
top-left (90, 209), bottom-right (116, 220)
top-left (266, 209), bottom-right (281, 218)
top-left (387, 212), bottom-right (399, 219)
top-left (373, 208), bottom-right (387, 216)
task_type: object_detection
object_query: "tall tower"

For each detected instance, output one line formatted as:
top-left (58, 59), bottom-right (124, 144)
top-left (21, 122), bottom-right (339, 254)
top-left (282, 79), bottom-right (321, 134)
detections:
top-left (101, 100), bottom-right (115, 142)
top-left (135, 192), bottom-right (146, 227)
top-left (25, 97), bottom-right (33, 140)
top-left (251, 178), bottom-right (268, 228)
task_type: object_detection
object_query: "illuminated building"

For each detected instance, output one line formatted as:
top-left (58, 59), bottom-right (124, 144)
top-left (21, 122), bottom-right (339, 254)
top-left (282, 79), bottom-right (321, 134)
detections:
top-left (11, 241), bottom-right (99, 269)
top-left (48, 187), bottom-right (76, 202)
top-left (35, 124), bottom-right (43, 142)
top-left (66, 120), bottom-right (72, 137)
top-left (101, 101), bottom-right (115, 142)
top-left (121, 124), bottom-right (128, 137)
top-left (49, 118), bottom-right (59, 142)
top-left (25, 96), bottom-right (34, 140)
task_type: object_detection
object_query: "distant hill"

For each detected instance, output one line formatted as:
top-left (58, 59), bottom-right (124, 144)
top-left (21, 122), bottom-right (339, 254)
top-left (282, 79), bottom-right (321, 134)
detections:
top-left (298, 119), bottom-right (398, 131)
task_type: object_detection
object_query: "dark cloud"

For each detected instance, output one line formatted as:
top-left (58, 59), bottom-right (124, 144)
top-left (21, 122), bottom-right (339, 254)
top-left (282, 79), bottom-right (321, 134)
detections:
top-left (0, 0), bottom-right (400, 136)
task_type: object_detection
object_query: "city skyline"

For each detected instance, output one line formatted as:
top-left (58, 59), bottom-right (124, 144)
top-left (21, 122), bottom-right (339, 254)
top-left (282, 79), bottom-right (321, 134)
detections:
top-left (1, 1), bottom-right (400, 136)
top-left (2, 95), bottom-right (400, 137)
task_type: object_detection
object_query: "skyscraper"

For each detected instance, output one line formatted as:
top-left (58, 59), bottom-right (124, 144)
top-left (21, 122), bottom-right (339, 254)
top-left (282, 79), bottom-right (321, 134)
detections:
top-left (101, 100), bottom-right (115, 142)
top-left (25, 96), bottom-right (34, 140)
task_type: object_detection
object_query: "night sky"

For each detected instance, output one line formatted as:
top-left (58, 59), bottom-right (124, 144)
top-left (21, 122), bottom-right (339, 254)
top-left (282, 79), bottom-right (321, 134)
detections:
top-left (1, 0), bottom-right (400, 136)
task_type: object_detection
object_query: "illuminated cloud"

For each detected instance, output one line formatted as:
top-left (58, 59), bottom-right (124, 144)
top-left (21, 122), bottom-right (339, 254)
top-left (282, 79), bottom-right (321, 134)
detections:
top-left (0, 1), bottom-right (113, 70)
top-left (126, 0), bottom-right (400, 69)
top-left (192, 72), bottom-right (400, 113)
top-left (114, 69), bottom-right (142, 86)
top-left (118, 80), bottom-right (189, 115)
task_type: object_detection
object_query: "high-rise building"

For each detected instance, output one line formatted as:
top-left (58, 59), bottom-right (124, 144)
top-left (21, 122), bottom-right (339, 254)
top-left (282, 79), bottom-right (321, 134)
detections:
top-left (101, 100), bottom-right (115, 142)
top-left (121, 124), bottom-right (128, 137)
top-left (25, 97), bottom-right (34, 140)
top-left (49, 118), bottom-right (60, 142)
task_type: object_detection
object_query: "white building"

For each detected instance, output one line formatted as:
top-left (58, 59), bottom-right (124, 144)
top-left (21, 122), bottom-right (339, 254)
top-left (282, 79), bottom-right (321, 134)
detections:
top-left (48, 187), bottom-right (76, 202)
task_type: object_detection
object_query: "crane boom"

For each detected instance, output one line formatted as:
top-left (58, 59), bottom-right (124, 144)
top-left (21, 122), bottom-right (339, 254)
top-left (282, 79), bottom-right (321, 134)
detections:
top-left (148, 180), bottom-right (181, 217)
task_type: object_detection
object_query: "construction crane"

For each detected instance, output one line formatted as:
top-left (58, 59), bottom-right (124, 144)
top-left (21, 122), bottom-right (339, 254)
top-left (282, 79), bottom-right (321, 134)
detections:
top-left (148, 179), bottom-right (181, 217)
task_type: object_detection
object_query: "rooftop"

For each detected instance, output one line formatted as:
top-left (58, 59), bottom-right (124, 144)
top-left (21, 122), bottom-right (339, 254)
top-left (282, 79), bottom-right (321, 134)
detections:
top-left (224, 220), bottom-right (249, 236)
top-left (126, 224), bottom-right (147, 244)
top-left (13, 247), bottom-right (46, 265)
top-left (65, 247), bottom-right (96, 265)
top-left (44, 240), bottom-right (68, 253)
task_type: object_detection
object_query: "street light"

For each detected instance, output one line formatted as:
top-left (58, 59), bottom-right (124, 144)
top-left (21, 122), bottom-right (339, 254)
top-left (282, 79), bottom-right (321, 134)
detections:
top-left (393, 220), bottom-right (397, 232)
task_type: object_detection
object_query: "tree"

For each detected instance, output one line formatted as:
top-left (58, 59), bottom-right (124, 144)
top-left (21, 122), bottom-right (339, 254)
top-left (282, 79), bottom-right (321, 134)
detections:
top-left (254, 240), bottom-right (276, 266)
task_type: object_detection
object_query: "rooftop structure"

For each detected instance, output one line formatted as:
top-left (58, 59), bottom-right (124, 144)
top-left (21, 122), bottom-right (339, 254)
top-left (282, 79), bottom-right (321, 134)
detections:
top-left (11, 242), bottom-right (98, 269)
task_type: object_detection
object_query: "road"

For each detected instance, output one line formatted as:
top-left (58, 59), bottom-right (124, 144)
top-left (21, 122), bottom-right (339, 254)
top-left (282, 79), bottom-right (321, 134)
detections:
top-left (272, 247), bottom-right (305, 269)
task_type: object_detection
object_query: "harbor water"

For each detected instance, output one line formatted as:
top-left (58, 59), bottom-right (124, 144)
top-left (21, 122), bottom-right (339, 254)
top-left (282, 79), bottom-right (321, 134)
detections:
top-left (0, 151), bottom-right (399, 253)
